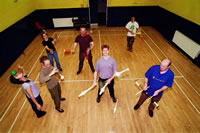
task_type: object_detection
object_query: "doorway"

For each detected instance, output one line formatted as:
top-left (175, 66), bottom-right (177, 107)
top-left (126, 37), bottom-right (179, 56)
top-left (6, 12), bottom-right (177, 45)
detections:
top-left (89, 0), bottom-right (107, 25)
top-left (97, 0), bottom-right (107, 25)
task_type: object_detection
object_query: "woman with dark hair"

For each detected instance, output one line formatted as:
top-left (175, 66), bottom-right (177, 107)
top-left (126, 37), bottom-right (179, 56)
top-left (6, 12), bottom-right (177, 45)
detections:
top-left (41, 33), bottom-right (63, 71)
top-left (10, 65), bottom-right (46, 118)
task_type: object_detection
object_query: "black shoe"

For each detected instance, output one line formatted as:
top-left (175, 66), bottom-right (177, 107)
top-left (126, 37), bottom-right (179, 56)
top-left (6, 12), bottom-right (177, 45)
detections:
top-left (92, 69), bottom-right (95, 73)
top-left (128, 49), bottom-right (132, 52)
top-left (149, 110), bottom-right (153, 117)
top-left (133, 104), bottom-right (140, 110)
top-left (112, 97), bottom-right (117, 103)
top-left (59, 68), bottom-right (63, 71)
top-left (37, 111), bottom-right (46, 118)
top-left (76, 71), bottom-right (81, 75)
top-left (60, 98), bottom-right (66, 101)
top-left (96, 98), bottom-right (101, 103)
top-left (56, 108), bottom-right (64, 113)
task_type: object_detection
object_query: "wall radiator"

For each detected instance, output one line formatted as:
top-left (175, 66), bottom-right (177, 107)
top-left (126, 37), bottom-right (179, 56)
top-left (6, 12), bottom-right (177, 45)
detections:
top-left (172, 30), bottom-right (200, 59)
top-left (52, 17), bottom-right (78, 28)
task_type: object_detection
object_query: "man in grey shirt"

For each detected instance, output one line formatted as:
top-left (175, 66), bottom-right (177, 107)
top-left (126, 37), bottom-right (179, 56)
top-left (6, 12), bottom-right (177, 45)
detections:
top-left (40, 56), bottom-right (65, 113)
top-left (93, 44), bottom-right (117, 103)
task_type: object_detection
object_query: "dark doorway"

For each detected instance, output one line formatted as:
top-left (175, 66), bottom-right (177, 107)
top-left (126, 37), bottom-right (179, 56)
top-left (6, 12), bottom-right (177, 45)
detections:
top-left (98, 0), bottom-right (107, 25)
top-left (89, 0), bottom-right (107, 25)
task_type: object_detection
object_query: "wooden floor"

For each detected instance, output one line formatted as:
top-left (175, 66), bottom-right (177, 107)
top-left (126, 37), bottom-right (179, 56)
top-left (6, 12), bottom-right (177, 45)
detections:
top-left (0, 26), bottom-right (200, 133)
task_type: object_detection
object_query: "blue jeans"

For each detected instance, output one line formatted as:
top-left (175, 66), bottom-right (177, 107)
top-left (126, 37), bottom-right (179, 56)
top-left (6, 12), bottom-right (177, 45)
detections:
top-left (47, 50), bottom-right (62, 70)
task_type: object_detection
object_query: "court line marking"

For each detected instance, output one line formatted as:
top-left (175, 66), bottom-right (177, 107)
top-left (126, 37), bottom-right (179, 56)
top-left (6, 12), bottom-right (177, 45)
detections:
top-left (142, 29), bottom-right (200, 96)
top-left (52, 32), bottom-right (58, 37)
top-left (34, 79), bottom-right (94, 84)
top-left (142, 31), bottom-right (200, 114)
top-left (9, 76), bottom-right (187, 132)
top-left (33, 76), bottom-right (184, 84)
top-left (8, 69), bottom-right (40, 132)
top-left (8, 99), bottom-right (27, 133)
top-left (6, 29), bottom-right (120, 131)
top-left (58, 34), bottom-right (126, 38)
top-left (1, 31), bottom-right (57, 121)
top-left (58, 32), bottom-right (61, 38)
top-left (8, 72), bottom-right (40, 132)
top-left (0, 41), bottom-right (47, 122)
top-left (8, 30), bottom-right (96, 132)
top-left (57, 30), bottom-right (126, 33)
top-left (5, 28), bottom-right (198, 132)
top-left (174, 80), bottom-right (200, 114)
top-left (121, 76), bottom-right (184, 80)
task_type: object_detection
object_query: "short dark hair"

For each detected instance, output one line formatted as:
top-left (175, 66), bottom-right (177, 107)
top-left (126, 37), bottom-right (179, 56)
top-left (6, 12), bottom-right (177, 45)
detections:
top-left (131, 16), bottom-right (135, 20)
top-left (40, 56), bottom-right (49, 64)
top-left (80, 27), bottom-right (86, 30)
top-left (10, 75), bottom-right (30, 84)
top-left (101, 44), bottom-right (109, 50)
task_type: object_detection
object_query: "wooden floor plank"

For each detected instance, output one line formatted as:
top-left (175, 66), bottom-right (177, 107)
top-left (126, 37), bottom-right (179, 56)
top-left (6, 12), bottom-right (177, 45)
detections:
top-left (0, 26), bottom-right (199, 133)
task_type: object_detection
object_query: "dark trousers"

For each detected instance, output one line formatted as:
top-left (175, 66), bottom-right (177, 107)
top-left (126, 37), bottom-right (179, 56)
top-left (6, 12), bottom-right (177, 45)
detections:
top-left (27, 94), bottom-right (45, 118)
top-left (136, 91), bottom-right (161, 111)
top-left (127, 36), bottom-right (135, 51)
top-left (78, 52), bottom-right (95, 72)
top-left (97, 78), bottom-right (115, 99)
top-left (48, 83), bottom-right (61, 109)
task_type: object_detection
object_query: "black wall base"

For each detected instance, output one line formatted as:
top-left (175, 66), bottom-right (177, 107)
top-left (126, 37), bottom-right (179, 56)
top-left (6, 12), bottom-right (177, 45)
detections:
top-left (1, 6), bottom-right (199, 76)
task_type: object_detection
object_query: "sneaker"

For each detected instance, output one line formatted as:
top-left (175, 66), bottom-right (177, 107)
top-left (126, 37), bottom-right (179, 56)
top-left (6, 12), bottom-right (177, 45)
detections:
top-left (96, 98), bottom-right (101, 103)
top-left (56, 108), bottom-right (64, 113)
top-left (149, 110), bottom-right (153, 117)
top-left (37, 111), bottom-right (46, 118)
top-left (133, 104), bottom-right (140, 110)
top-left (76, 71), bottom-right (81, 75)
top-left (59, 68), bottom-right (63, 71)
top-left (112, 97), bottom-right (117, 103)
top-left (60, 97), bottom-right (66, 101)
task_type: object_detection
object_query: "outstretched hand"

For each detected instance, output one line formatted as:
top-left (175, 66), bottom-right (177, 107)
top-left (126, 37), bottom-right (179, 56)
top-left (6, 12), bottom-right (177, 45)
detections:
top-left (105, 78), bottom-right (112, 85)
top-left (71, 49), bottom-right (75, 54)
top-left (36, 104), bottom-right (42, 111)
top-left (143, 85), bottom-right (149, 91)
top-left (17, 64), bottom-right (23, 69)
top-left (153, 90), bottom-right (160, 97)
top-left (86, 48), bottom-right (91, 55)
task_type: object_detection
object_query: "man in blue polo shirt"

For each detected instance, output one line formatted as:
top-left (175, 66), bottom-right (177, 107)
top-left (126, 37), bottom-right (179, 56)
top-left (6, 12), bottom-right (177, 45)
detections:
top-left (133, 59), bottom-right (174, 117)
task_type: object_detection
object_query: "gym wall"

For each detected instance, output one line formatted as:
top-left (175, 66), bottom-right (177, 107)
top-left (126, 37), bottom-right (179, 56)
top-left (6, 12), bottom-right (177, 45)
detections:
top-left (108, 0), bottom-right (159, 7)
top-left (0, 0), bottom-right (37, 76)
top-left (0, 0), bottom-right (35, 32)
top-left (0, 0), bottom-right (89, 76)
top-left (35, 0), bottom-right (88, 9)
top-left (108, 0), bottom-right (200, 26)
top-left (159, 0), bottom-right (200, 26)
top-left (1, 0), bottom-right (199, 76)
top-left (107, 0), bottom-right (200, 63)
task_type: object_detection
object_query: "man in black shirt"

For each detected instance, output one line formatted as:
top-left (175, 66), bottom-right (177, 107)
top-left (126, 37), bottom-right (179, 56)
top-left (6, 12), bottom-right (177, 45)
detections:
top-left (72, 27), bottom-right (95, 74)
top-left (42, 33), bottom-right (63, 71)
